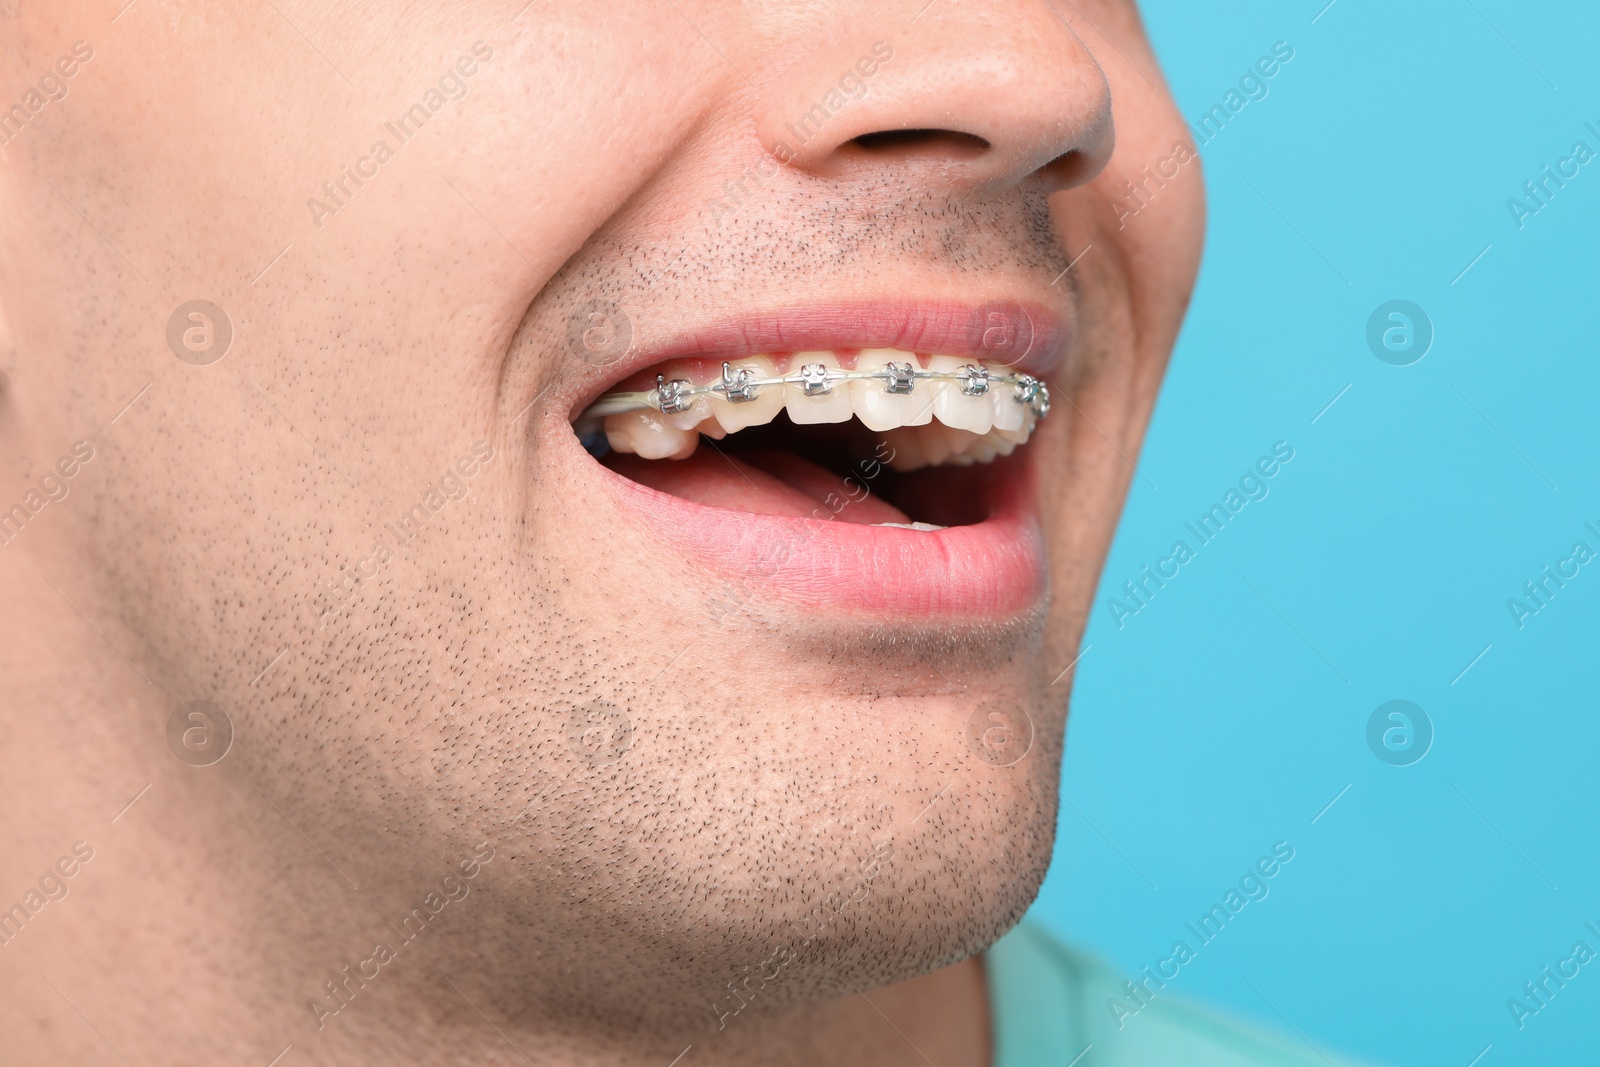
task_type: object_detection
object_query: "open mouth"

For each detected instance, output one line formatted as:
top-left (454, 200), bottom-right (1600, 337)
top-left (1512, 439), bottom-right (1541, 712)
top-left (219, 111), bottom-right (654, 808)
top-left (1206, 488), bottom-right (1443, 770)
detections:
top-left (576, 349), bottom-right (1048, 530)
top-left (563, 308), bottom-right (1059, 618)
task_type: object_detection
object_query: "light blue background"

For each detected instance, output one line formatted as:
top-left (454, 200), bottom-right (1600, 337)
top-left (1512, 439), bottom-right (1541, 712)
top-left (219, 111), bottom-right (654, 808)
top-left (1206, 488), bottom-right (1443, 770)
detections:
top-left (1027, 2), bottom-right (1600, 1065)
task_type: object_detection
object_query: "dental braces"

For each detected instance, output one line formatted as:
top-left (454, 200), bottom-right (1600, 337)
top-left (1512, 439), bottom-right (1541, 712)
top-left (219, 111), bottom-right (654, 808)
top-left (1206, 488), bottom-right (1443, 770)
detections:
top-left (579, 361), bottom-right (1052, 424)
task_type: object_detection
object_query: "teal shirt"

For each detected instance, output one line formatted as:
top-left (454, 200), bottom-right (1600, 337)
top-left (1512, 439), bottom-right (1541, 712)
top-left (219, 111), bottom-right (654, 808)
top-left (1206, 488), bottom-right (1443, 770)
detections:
top-left (986, 923), bottom-right (1370, 1066)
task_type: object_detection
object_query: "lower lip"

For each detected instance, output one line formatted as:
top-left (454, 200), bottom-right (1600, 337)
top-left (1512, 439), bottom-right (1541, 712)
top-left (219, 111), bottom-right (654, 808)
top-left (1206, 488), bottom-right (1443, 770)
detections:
top-left (587, 445), bottom-right (1047, 619)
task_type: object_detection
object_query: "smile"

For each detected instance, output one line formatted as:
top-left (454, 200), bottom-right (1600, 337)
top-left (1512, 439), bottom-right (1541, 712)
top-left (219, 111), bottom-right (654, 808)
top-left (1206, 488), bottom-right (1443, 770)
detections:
top-left (557, 303), bottom-right (1067, 619)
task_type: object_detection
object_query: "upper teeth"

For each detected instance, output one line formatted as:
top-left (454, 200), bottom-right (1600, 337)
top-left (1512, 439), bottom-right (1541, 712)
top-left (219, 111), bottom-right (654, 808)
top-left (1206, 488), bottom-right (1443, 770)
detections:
top-left (578, 349), bottom-right (1049, 470)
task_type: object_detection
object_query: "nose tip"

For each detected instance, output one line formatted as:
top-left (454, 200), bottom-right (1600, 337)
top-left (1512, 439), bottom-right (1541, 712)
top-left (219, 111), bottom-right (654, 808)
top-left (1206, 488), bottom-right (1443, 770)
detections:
top-left (754, 12), bottom-right (1115, 195)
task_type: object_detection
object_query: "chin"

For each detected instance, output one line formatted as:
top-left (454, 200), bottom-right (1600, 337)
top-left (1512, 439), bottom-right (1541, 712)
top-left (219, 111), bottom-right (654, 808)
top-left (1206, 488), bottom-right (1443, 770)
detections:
top-left (479, 667), bottom-right (1065, 1033)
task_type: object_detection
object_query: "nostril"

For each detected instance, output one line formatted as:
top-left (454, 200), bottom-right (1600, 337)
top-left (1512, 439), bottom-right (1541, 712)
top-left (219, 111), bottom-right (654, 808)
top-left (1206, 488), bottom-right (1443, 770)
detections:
top-left (1038, 149), bottom-right (1093, 188)
top-left (848, 128), bottom-right (991, 159)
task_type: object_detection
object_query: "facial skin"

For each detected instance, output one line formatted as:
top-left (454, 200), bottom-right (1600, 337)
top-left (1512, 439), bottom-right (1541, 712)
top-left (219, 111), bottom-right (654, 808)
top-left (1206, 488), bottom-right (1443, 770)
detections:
top-left (0, 1), bottom-right (1202, 1064)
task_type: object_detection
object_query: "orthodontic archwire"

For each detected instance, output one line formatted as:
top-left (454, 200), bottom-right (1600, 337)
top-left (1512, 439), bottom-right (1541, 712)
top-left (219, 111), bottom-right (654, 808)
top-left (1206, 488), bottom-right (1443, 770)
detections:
top-left (577, 360), bottom-right (1051, 432)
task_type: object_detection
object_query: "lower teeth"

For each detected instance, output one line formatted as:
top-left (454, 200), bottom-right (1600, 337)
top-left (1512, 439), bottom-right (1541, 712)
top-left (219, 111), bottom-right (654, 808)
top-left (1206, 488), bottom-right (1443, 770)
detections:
top-left (871, 521), bottom-right (947, 532)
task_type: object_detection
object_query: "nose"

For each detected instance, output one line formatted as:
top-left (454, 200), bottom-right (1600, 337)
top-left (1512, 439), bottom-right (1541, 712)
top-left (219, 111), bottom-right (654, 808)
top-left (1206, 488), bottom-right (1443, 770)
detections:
top-left (753, 5), bottom-right (1115, 195)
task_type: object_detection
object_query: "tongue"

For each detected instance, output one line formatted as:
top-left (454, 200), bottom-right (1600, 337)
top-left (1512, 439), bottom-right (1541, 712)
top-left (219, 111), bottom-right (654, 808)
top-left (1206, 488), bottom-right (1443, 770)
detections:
top-left (604, 448), bottom-right (912, 525)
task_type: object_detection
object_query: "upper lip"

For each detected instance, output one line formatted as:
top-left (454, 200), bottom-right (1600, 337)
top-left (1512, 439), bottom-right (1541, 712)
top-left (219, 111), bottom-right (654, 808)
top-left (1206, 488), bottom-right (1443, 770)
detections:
top-left (564, 298), bottom-right (1072, 417)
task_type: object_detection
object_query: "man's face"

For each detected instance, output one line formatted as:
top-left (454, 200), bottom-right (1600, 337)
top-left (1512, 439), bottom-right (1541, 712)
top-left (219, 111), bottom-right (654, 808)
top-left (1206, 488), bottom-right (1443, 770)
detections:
top-left (1, 0), bottom-right (1200, 1037)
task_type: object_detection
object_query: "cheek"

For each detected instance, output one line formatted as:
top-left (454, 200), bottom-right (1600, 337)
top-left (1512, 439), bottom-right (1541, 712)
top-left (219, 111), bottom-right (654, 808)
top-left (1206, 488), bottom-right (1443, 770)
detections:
top-left (1090, 96), bottom-right (1207, 342)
